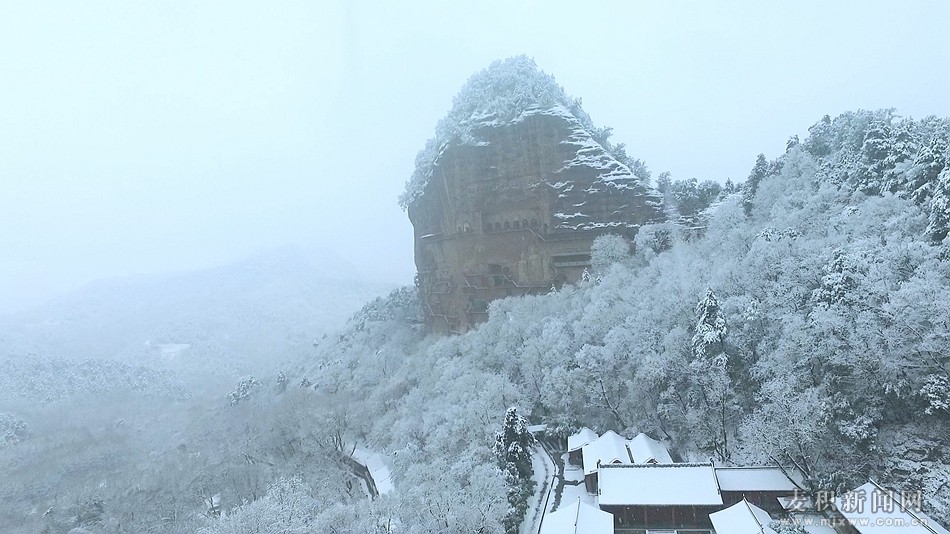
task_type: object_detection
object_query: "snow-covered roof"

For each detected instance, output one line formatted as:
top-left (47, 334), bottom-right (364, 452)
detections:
top-left (351, 446), bottom-right (394, 495)
top-left (627, 433), bottom-right (673, 464)
top-left (598, 464), bottom-right (724, 507)
top-left (716, 466), bottom-right (801, 493)
top-left (567, 427), bottom-right (598, 452)
top-left (527, 424), bottom-right (548, 434)
top-left (834, 481), bottom-right (950, 534)
top-left (779, 495), bottom-right (814, 512)
top-left (581, 430), bottom-right (632, 475)
top-left (709, 499), bottom-right (778, 534)
top-left (540, 498), bottom-right (614, 534)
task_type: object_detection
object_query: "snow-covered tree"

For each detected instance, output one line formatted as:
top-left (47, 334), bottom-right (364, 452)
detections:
top-left (493, 407), bottom-right (534, 480)
top-left (197, 477), bottom-right (319, 534)
top-left (228, 376), bottom-right (261, 406)
top-left (905, 132), bottom-right (948, 203)
top-left (743, 153), bottom-right (770, 215)
top-left (692, 288), bottom-right (727, 361)
top-left (927, 166), bottom-right (950, 242)
top-left (920, 374), bottom-right (950, 416)
top-left (671, 178), bottom-right (722, 219)
top-left (0, 412), bottom-right (30, 448)
top-left (590, 234), bottom-right (632, 273)
top-left (811, 250), bottom-right (865, 308)
top-left (275, 371), bottom-right (288, 393)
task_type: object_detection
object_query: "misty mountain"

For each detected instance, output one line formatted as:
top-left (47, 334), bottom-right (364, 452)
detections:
top-left (0, 245), bottom-right (396, 380)
top-left (0, 355), bottom-right (190, 407)
top-left (2, 43), bottom-right (949, 533)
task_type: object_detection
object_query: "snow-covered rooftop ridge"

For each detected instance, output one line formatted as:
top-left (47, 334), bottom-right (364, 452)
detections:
top-left (600, 461), bottom-right (713, 469)
top-left (567, 427), bottom-right (598, 452)
top-left (578, 432), bottom-right (671, 475)
top-left (399, 55), bottom-right (600, 208)
top-left (709, 499), bottom-right (778, 534)
top-left (627, 432), bottom-right (673, 464)
top-left (581, 430), bottom-right (633, 475)
top-left (540, 498), bottom-right (614, 534)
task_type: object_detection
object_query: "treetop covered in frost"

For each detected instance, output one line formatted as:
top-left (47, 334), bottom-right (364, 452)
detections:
top-left (399, 55), bottom-right (606, 208)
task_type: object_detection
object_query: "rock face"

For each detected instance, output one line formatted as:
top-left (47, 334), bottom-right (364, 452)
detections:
top-left (405, 58), bottom-right (663, 333)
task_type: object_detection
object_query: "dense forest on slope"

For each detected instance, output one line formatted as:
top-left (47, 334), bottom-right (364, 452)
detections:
top-left (209, 108), bottom-right (948, 532)
top-left (0, 355), bottom-right (189, 405)
top-left (0, 247), bottom-right (394, 534)
top-left (31, 108), bottom-right (946, 534)
top-left (0, 379), bottom-right (368, 533)
top-left (4, 81), bottom-right (949, 533)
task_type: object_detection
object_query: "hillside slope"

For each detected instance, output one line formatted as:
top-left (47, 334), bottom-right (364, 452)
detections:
top-left (279, 109), bottom-right (950, 531)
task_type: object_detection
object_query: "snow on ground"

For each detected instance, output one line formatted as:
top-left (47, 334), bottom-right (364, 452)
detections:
top-left (563, 462), bottom-right (584, 483)
top-left (521, 444), bottom-right (556, 534)
top-left (550, 453), bottom-right (596, 513)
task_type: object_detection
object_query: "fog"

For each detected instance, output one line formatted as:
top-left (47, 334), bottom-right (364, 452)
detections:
top-left (2, 0), bottom-right (949, 311)
top-left (4, 4), bottom-right (950, 533)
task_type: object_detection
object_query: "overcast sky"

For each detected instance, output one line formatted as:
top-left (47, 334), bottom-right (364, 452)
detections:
top-left (1, 1), bottom-right (948, 313)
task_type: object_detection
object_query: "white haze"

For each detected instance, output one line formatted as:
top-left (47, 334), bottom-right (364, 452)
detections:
top-left (1, 0), bottom-right (949, 312)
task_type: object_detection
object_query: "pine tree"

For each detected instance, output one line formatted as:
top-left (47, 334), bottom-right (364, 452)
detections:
top-left (692, 288), bottom-right (727, 361)
top-left (927, 166), bottom-right (950, 242)
top-left (857, 119), bottom-right (891, 193)
top-left (880, 117), bottom-right (917, 193)
top-left (493, 407), bottom-right (534, 480)
top-left (671, 178), bottom-right (723, 219)
top-left (906, 134), bottom-right (948, 203)
top-left (688, 289), bottom-right (736, 460)
top-left (743, 154), bottom-right (769, 216)
top-left (227, 376), bottom-right (261, 406)
top-left (723, 178), bottom-right (737, 194)
top-left (786, 135), bottom-right (800, 153)
top-left (275, 371), bottom-right (288, 393)
top-left (803, 115), bottom-right (834, 157)
top-left (0, 412), bottom-right (30, 448)
top-left (656, 171), bottom-right (672, 195)
top-left (811, 249), bottom-right (867, 308)
top-left (493, 407), bottom-right (536, 534)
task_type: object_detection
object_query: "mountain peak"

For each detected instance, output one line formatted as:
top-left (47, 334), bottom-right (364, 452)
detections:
top-left (401, 56), bottom-right (602, 208)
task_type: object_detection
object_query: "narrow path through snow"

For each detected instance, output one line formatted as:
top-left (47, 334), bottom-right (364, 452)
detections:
top-left (552, 451), bottom-right (596, 512)
top-left (520, 443), bottom-right (557, 534)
